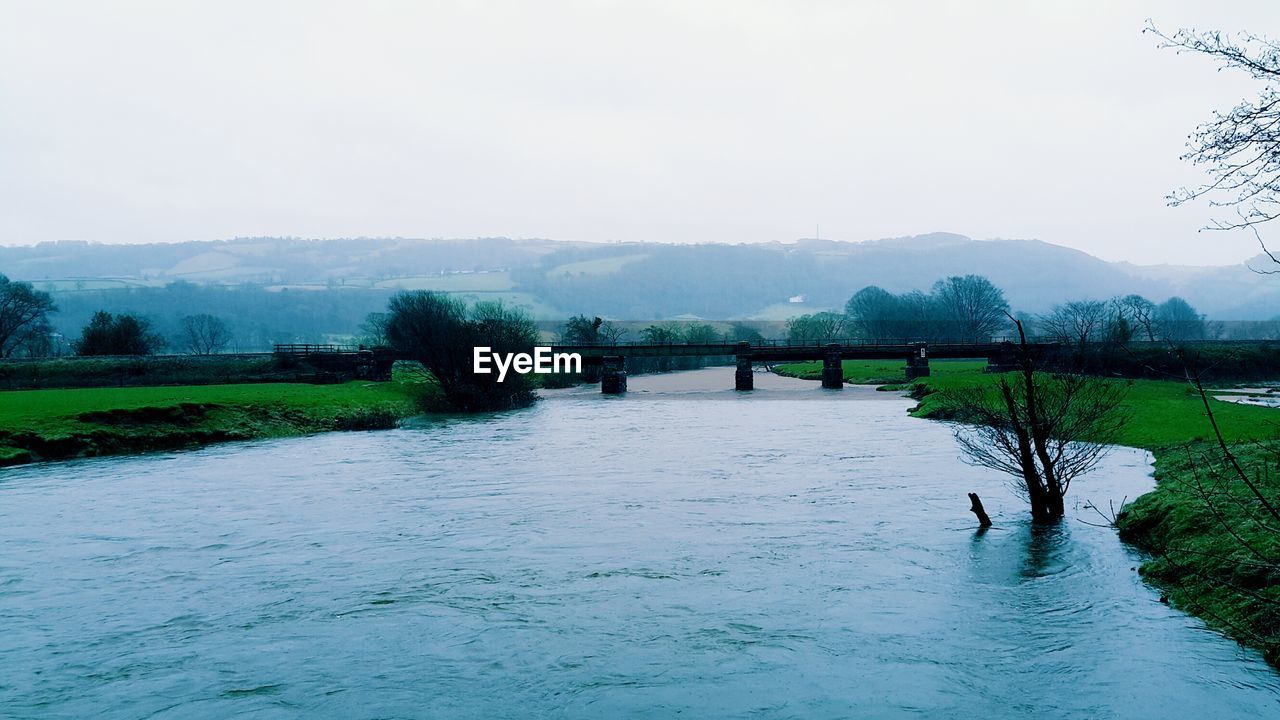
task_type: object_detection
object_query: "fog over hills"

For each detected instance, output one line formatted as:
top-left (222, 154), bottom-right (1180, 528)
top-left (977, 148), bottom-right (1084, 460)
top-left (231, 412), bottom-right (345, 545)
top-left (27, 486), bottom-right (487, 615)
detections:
top-left (2, 233), bottom-right (1277, 321)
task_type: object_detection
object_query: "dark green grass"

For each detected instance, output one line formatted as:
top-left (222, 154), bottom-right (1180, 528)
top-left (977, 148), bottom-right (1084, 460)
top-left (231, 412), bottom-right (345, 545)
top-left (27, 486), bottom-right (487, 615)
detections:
top-left (773, 358), bottom-right (987, 385)
top-left (0, 370), bottom-right (441, 466)
top-left (901, 367), bottom-right (1277, 450)
top-left (1116, 443), bottom-right (1280, 665)
top-left (776, 358), bottom-right (1277, 448)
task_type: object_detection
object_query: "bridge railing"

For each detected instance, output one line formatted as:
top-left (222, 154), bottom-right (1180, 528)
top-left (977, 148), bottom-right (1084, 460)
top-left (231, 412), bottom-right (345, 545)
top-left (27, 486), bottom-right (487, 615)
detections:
top-left (273, 344), bottom-right (369, 355)
top-left (551, 337), bottom-right (1023, 348)
top-left (551, 336), bottom-right (1264, 349)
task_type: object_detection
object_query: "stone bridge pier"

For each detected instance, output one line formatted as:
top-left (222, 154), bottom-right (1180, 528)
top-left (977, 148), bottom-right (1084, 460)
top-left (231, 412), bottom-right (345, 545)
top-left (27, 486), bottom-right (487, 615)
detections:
top-left (906, 345), bottom-right (930, 380)
top-left (985, 342), bottom-right (1019, 373)
top-left (822, 344), bottom-right (844, 389)
top-left (551, 339), bottom-right (1044, 395)
top-left (735, 342), bottom-right (753, 391)
top-left (601, 355), bottom-right (627, 394)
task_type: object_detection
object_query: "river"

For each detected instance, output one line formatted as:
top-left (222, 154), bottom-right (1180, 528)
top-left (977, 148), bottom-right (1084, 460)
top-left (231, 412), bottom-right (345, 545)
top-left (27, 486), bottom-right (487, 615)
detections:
top-left (2, 369), bottom-right (1278, 718)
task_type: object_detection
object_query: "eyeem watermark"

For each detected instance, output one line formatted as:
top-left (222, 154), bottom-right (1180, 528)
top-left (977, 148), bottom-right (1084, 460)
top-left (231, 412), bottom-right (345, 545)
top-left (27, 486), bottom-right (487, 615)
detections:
top-left (474, 347), bottom-right (582, 381)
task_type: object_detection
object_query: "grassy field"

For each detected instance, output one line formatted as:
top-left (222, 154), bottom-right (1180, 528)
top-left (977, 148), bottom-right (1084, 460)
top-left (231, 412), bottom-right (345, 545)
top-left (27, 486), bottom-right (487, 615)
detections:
top-left (774, 358), bottom-right (984, 386)
top-left (0, 374), bottom-right (440, 467)
top-left (371, 271), bottom-right (515, 292)
top-left (38, 278), bottom-right (170, 292)
top-left (776, 358), bottom-right (1277, 448)
top-left (545, 253), bottom-right (649, 279)
top-left (775, 357), bottom-right (1280, 664)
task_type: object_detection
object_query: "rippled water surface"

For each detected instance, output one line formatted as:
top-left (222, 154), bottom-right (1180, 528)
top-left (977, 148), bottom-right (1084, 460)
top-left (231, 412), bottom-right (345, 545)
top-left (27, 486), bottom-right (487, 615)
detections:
top-left (2, 369), bottom-right (1279, 718)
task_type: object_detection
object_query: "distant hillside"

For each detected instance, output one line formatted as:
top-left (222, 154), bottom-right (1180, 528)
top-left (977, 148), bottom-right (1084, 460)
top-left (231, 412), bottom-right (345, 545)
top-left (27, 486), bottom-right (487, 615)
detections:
top-left (0, 237), bottom-right (573, 285)
top-left (3, 233), bottom-right (1278, 320)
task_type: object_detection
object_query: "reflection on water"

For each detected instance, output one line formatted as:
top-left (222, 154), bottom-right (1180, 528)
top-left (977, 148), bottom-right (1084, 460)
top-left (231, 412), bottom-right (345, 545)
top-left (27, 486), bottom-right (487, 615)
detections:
top-left (1, 368), bottom-right (1278, 718)
top-left (1020, 521), bottom-right (1069, 579)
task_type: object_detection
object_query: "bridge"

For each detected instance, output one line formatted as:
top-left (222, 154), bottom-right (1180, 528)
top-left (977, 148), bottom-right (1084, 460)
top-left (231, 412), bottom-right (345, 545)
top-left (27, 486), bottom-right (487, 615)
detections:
top-left (272, 344), bottom-right (396, 381)
top-left (548, 339), bottom-right (1033, 393)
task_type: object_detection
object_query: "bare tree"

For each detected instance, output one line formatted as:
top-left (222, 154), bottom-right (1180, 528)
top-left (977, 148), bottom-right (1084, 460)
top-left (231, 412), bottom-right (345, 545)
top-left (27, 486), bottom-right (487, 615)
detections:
top-left (598, 320), bottom-right (627, 344)
top-left (1039, 300), bottom-right (1109, 349)
top-left (897, 290), bottom-right (941, 340)
top-left (1111, 294), bottom-right (1157, 342)
top-left (786, 311), bottom-right (847, 342)
top-left (1150, 23), bottom-right (1280, 270)
top-left (940, 318), bottom-right (1128, 522)
top-left (0, 274), bottom-right (57, 358)
top-left (931, 275), bottom-right (1010, 342)
top-left (180, 314), bottom-right (231, 355)
top-left (359, 312), bottom-right (390, 346)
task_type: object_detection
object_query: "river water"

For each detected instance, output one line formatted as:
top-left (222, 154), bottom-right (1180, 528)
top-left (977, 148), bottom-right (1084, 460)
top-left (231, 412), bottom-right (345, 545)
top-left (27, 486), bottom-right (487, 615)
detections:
top-left (2, 369), bottom-right (1278, 718)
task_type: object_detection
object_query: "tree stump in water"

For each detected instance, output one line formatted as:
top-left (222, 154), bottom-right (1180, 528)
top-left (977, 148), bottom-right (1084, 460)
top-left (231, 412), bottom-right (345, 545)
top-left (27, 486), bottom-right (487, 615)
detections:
top-left (968, 493), bottom-right (993, 527)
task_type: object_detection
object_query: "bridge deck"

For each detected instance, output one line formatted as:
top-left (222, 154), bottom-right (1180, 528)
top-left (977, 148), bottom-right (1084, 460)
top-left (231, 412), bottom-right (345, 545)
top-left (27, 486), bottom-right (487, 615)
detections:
top-left (548, 340), bottom-right (1027, 363)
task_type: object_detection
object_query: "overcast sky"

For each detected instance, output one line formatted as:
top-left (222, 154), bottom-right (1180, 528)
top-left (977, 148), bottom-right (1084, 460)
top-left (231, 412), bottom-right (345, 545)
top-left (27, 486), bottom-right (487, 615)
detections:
top-left (2, 1), bottom-right (1279, 265)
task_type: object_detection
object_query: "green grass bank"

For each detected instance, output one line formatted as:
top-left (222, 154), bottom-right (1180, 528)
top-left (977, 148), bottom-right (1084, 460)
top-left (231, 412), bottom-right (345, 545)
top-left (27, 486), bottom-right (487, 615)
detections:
top-left (776, 358), bottom-right (1280, 664)
top-left (0, 373), bottom-right (441, 467)
top-left (774, 358), bottom-right (1276, 446)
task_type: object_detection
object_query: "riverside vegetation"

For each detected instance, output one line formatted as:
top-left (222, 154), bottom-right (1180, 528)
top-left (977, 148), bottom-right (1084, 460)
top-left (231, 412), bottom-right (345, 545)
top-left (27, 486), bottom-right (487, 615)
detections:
top-left (776, 358), bottom-right (1280, 664)
top-left (0, 368), bottom-right (442, 467)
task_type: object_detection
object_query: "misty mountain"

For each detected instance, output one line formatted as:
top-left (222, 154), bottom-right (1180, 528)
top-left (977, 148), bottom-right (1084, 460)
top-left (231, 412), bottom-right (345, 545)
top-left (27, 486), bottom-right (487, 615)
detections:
top-left (3, 233), bottom-right (1278, 322)
top-left (0, 237), bottom-right (573, 284)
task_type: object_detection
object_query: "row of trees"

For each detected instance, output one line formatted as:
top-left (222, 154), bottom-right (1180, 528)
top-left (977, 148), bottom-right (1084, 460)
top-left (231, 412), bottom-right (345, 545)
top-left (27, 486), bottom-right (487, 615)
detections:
top-left (557, 315), bottom-right (765, 373)
top-left (45, 281), bottom-right (395, 351)
top-left (1033, 294), bottom-right (1206, 346)
top-left (789, 274), bottom-right (1012, 343)
top-left (780, 276), bottom-right (1207, 527)
top-left (816, 274), bottom-right (1208, 346)
top-left (558, 314), bottom-right (764, 346)
top-left (64, 312), bottom-right (232, 357)
top-left (0, 274), bottom-right (235, 357)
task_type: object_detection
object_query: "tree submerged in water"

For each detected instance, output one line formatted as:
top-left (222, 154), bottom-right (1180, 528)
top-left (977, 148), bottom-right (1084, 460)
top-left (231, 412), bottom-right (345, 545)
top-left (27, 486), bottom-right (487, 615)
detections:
top-left (940, 320), bottom-right (1128, 522)
top-left (385, 291), bottom-right (538, 412)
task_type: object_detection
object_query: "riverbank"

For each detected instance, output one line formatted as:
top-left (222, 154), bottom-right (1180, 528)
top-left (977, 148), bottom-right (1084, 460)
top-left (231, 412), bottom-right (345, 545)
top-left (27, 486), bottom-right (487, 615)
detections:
top-left (776, 358), bottom-right (1280, 665)
top-left (774, 358), bottom-right (1276, 445)
top-left (0, 373), bottom-right (441, 467)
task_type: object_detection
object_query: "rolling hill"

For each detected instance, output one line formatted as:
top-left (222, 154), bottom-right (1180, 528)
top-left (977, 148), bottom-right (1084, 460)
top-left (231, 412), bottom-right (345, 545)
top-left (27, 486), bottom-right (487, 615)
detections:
top-left (3, 233), bottom-right (1278, 321)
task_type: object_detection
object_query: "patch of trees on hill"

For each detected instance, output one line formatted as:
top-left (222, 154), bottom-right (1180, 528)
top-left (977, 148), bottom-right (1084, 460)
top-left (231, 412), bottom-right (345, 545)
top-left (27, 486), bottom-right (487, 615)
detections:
top-left (43, 282), bottom-right (394, 352)
top-left (837, 277), bottom-right (1210, 345)
top-left (825, 275), bottom-right (1011, 342)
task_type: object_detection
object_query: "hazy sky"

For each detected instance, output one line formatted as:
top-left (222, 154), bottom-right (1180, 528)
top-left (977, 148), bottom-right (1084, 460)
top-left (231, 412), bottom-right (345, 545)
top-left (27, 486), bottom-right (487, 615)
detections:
top-left (2, 1), bottom-right (1279, 265)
